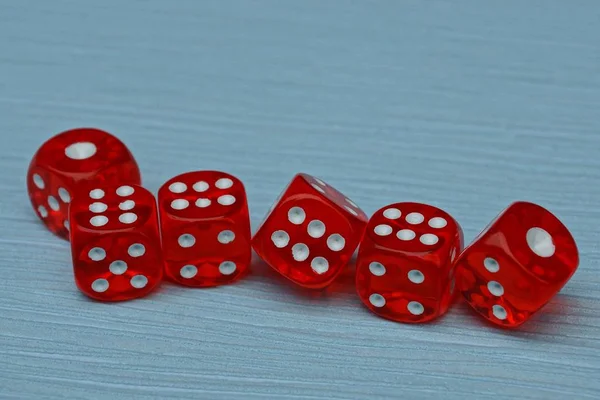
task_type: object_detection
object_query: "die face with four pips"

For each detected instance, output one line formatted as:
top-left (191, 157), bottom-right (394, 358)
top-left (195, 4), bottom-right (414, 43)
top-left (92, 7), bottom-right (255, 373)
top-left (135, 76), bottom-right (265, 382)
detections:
top-left (27, 128), bottom-right (141, 240)
top-left (252, 173), bottom-right (368, 289)
top-left (356, 202), bottom-right (463, 323)
top-left (69, 184), bottom-right (163, 301)
top-left (455, 201), bottom-right (579, 328)
top-left (157, 171), bottom-right (251, 287)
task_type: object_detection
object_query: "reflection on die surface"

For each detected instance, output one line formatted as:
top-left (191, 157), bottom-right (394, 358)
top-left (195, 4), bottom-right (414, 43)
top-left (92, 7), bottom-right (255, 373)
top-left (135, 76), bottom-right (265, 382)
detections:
top-left (157, 171), bottom-right (251, 287)
top-left (69, 184), bottom-right (163, 301)
top-left (252, 173), bottom-right (368, 289)
top-left (27, 128), bottom-right (141, 240)
top-left (456, 201), bottom-right (579, 328)
top-left (356, 202), bottom-right (464, 323)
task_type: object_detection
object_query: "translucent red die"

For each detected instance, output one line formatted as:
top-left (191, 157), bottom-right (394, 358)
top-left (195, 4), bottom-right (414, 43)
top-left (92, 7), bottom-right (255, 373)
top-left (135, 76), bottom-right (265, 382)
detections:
top-left (356, 202), bottom-right (463, 323)
top-left (158, 171), bottom-right (251, 287)
top-left (27, 128), bottom-right (141, 240)
top-left (456, 201), bottom-right (579, 328)
top-left (69, 184), bottom-right (163, 301)
top-left (252, 173), bottom-right (368, 289)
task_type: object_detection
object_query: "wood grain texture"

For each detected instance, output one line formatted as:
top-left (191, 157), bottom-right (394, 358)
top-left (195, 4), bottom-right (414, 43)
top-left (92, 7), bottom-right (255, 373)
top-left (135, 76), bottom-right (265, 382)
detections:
top-left (1, 1), bottom-right (599, 398)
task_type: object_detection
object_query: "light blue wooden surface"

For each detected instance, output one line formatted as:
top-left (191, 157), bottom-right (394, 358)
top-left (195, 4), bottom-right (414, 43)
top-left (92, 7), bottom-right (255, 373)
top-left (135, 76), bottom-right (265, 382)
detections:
top-left (1, 1), bottom-right (599, 399)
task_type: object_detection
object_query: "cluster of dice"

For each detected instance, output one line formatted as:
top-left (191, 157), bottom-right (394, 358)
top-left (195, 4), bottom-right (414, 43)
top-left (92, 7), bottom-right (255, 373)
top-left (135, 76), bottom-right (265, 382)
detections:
top-left (27, 128), bottom-right (580, 329)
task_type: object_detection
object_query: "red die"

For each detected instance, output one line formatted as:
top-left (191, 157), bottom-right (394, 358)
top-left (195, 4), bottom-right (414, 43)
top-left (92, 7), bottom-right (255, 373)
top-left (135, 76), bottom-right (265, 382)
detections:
top-left (252, 173), bottom-right (368, 289)
top-left (157, 171), bottom-right (251, 287)
top-left (69, 184), bottom-right (163, 301)
top-left (456, 202), bottom-right (579, 328)
top-left (27, 128), bottom-right (141, 240)
top-left (356, 203), bottom-right (463, 323)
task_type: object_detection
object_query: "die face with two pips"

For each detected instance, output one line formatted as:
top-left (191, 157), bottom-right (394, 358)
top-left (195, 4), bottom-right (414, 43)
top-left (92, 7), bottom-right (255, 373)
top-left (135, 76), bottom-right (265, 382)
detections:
top-left (158, 171), bottom-right (251, 287)
top-left (27, 128), bottom-right (141, 240)
top-left (252, 173), bottom-right (368, 289)
top-left (456, 201), bottom-right (579, 328)
top-left (69, 184), bottom-right (163, 301)
top-left (356, 202), bottom-right (463, 323)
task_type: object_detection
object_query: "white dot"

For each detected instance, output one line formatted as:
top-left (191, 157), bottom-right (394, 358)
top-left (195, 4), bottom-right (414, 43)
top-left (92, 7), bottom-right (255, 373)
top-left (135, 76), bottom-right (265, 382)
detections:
top-left (65, 142), bottom-right (97, 160)
top-left (327, 234), bottom-right (345, 251)
top-left (38, 206), bottom-right (48, 218)
top-left (90, 215), bottom-right (108, 227)
top-left (109, 260), bottom-right (127, 275)
top-left (89, 202), bottom-right (108, 213)
top-left (345, 206), bottom-right (359, 216)
top-left (408, 270), bottom-right (425, 284)
top-left (488, 281), bottom-right (504, 297)
top-left (47, 196), bottom-right (60, 211)
top-left (288, 207), bottom-right (306, 225)
top-left (420, 234), bottom-right (439, 245)
top-left (171, 199), bottom-right (189, 210)
top-left (484, 257), bottom-right (500, 273)
top-left (119, 213), bottom-right (138, 224)
top-left (292, 243), bottom-right (310, 262)
top-left (271, 230), bottom-right (290, 248)
top-left (397, 229), bottom-right (416, 241)
top-left (89, 189), bottom-right (104, 199)
top-left (383, 208), bottom-right (402, 220)
top-left (195, 198), bottom-right (211, 208)
top-left (493, 305), bottom-right (507, 320)
top-left (216, 178), bottom-right (234, 189)
top-left (428, 217), bottom-right (447, 229)
top-left (217, 195), bottom-right (236, 206)
top-left (91, 279), bottom-right (109, 293)
top-left (88, 247), bottom-right (106, 261)
top-left (180, 265), bottom-right (198, 279)
top-left (307, 220), bottom-right (326, 238)
top-left (58, 188), bottom-right (71, 203)
top-left (369, 294), bottom-right (386, 308)
top-left (128, 243), bottom-right (145, 257)
top-left (130, 275), bottom-right (148, 289)
top-left (408, 301), bottom-right (425, 315)
top-left (116, 186), bottom-right (134, 197)
top-left (314, 178), bottom-right (326, 186)
top-left (218, 230), bottom-right (235, 244)
top-left (33, 174), bottom-right (45, 189)
top-left (526, 227), bottom-right (555, 258)
top-left (64, 220), bottom-right (70, 231)
top-left (311, 257), bottom-right (329, 274)
top-left (369, 262), bottom-right (386, 276)
top-left (374, 224), bottom-right (393, 236)
top-left (169, 182), bottom-right (187, 193)
top-left (178, 233), bottom-right (196, 248)
top-left (406, 212), bottom-right (425, 224)
top-left (346, 198), bottom-right (358, 208)
top-left (311, 183), bottom-right (325, 194)
top-left (119, 200), bottom-right (135, 211)
top-left (193, 181), bottom-right (209, 192)
top-left (219, 261), bottom-right (237, 275)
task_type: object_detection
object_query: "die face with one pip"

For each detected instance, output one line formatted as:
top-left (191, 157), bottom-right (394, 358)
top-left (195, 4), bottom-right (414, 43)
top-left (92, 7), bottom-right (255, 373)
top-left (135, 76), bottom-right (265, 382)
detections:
top-left (27, 128), bottom-right (141, 240)
top-left (158, 171), bottom-right (251, 287)
top-left (356, 202), bottom-right (463, 323)
top-left (456, 201), bottom-right (579, 328)
top-left (252, 173), bottom-right (368, 289)
top-left (69, 184), bottom-right (163, 301)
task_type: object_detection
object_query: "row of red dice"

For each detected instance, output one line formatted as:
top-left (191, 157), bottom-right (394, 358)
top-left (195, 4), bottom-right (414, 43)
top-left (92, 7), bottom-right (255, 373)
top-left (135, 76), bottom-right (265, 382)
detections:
top-left (27, 128), bottom-right (579, 328)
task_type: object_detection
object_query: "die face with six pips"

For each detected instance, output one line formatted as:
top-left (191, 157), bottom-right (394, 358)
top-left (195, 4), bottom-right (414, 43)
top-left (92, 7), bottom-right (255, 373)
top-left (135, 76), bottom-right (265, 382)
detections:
top-left (157, 171), bottom-right (251, 287)
top-left (356, 202), bottom-right (463, 323)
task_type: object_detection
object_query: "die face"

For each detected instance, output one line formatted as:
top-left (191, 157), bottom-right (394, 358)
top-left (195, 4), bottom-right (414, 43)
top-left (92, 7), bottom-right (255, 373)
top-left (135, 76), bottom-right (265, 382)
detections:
top-left (457, 202), bottom-right (579, 328)
top-left (69, 184), bottom-right (163, 301)
top-left (252, 174), bottom-right (368, 289)
top-left (27, 128), bottom-right (141, 240)
top-left (158, 171), bottom-right (251, 287)
top-left (356, 202), bottom-right (463, 323)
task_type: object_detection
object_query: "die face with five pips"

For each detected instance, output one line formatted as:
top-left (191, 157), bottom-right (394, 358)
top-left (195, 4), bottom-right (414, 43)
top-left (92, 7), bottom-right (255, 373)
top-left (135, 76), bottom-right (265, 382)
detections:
top-left (27, 128), bottom-right (141, 240)
top-left (69, 184), bottom-right (163, 301)
top-left (356, 202), bottom-right (463, 323)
